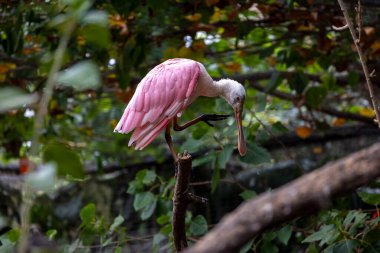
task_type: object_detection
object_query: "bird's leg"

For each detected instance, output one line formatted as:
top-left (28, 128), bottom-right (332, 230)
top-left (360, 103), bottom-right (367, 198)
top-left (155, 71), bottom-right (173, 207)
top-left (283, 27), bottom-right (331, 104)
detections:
top-left (165, 123), bottom-right (178, 162)
top-left (173, 114), bottom-right (230, 131)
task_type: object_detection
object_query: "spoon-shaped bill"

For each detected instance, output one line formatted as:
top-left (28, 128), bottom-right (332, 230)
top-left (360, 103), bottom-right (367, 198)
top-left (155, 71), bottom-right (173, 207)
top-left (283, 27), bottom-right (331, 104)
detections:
top-left (234, 109), bottom-right (247, 156)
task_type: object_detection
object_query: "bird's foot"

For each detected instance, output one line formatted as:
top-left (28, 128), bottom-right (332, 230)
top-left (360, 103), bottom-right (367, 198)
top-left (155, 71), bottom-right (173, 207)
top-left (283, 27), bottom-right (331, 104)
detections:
top-left (201, 114), bottom-right (231, 127)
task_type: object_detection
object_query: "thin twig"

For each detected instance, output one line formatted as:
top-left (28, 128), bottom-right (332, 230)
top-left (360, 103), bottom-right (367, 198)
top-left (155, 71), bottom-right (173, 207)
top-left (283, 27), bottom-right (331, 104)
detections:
top-left (336, 0), bottom-right (380, 127)
top-left (356, 0), bottom-right (362, 42)
top-left (17, 20), bottom-right (77, 253)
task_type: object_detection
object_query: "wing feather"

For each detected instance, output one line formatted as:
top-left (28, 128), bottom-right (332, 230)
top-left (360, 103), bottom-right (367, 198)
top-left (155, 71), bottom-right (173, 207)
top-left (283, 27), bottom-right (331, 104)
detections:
top-left (114, 58), bottom-right (200, 149)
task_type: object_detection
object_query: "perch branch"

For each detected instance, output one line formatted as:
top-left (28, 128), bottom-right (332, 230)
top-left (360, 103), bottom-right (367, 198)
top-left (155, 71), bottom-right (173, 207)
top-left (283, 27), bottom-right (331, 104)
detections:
top-left (184, 142), bottom-right (380, 253)
top-left (336, 0), bottom-right (380, 127)
top-left (173, 152), bottom-right (207, 252)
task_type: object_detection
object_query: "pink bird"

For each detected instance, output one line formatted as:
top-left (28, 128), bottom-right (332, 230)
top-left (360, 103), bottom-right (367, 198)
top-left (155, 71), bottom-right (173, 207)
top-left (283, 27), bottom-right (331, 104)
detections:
top-left (114, 58), bottom-right (247, 160)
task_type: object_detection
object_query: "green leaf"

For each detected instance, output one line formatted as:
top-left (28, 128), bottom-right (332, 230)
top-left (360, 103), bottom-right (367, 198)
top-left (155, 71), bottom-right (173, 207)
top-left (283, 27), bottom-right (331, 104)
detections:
top-left (289, 72), bottom-right (308, 94)
top-left (271, 122), bottom-right (288, 135)
top-left (240, 142), bottom-right (271, 165)
top-left (302, 224), bottom-right (339, 245)
top-left (0, 87), bottom-right (38, 113)
top-left (193, 151), bottom-right (216, 167)
top-left (347, 72), bottom-right (359, 86)
top-left (357, 190), bottom-right (380, 205)
top-left (133, 192), bottom-right (155, 211)
top-left (5, 229), bottom-right (19, 243)
top-left (277, 225), bottom-right (292, 245)
top-left (239, 190), bottom-right (257, 200)
top-left (136, 169), bottom-right (157, 185)
top-left (43, 142), bottom-right (84, 179)
top-left (256, 92), bottom-right (267, 112)
top-left (263, 231), bottom-right (277, 241)
top-left (211, 166), bottom-right (220, 193)
top-left (57, 61), bottom-right (101, 90)
top-left (215, 145), bottom-right (234, 169)
top-left (110, 215), bottom-right (124, 232)
top-left (157, 214), bottom-right (170, 225)
top-left (267, 71), bottom-right (282, 92)
top-left (133, 192), bottom-right (157, 220)
top-left (114, 246), bottom-right (122, 253)
top-left (46, 229), bottom-right (57, 240)
top-left (320, 73), bottom-right (336, 90)
top-left (260, 241), bottom-right (279, 253)
top-left (189, 215), bottom-right (208, 236)
top-left (80, 23), bottom-right (111, 48)
top-left (80, 203), bottom-right (96, 225)
top-left (152, 233), bottom-right (166, 247)
top-left (239, 239), bottom-right (254, 253)
top-left (305, 86), bottom-right (327, 108)
top-left (140, 198), bottom-right (157, 220)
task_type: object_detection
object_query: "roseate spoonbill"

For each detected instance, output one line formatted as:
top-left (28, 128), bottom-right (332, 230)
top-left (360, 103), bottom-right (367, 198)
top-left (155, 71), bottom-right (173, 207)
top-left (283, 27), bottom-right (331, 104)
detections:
top-left (114, 58), bottom-right (247, 160)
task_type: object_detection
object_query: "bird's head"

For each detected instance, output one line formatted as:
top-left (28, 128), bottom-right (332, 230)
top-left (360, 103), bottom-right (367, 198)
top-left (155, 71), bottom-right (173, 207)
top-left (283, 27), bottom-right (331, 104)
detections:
top-left (221, 79), bottom-right (247, 156)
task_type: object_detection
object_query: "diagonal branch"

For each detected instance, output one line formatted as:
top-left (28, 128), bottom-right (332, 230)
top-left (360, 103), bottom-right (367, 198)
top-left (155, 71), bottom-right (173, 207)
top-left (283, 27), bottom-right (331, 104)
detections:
top-left (336, 0), bottom-right (380, 127)
top-left (184, 142), bottom-right (380, 253)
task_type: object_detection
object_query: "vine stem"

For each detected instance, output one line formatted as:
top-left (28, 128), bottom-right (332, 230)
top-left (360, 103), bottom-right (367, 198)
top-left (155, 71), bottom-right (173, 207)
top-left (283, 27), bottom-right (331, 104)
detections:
top-left (336, 0), bottom-right (380, 128)
top-left (17, 20), bottom-right (76, 253)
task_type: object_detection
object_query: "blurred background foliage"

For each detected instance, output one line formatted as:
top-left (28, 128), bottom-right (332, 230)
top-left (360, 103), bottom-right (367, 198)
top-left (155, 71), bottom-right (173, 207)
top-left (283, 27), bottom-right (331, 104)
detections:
top-left (0, 0), bottom-right (380, 252)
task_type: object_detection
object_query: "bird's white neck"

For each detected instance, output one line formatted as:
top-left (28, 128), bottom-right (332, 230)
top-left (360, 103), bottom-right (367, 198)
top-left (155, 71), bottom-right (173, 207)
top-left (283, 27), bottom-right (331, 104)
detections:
top-left (193, 63), bottom-right (234, 103)
top-left (196, 78), bottom-right (231, 99)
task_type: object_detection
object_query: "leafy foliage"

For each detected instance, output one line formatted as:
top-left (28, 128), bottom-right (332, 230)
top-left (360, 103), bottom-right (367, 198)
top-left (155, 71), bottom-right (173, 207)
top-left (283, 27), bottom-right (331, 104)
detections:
top-left (0, 0), bottom-right (380, 252)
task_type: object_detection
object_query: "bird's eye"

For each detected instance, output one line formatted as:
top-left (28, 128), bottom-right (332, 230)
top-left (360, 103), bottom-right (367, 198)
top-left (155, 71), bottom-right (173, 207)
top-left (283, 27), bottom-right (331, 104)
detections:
top-left (235, 97), bottom-right (240, 102)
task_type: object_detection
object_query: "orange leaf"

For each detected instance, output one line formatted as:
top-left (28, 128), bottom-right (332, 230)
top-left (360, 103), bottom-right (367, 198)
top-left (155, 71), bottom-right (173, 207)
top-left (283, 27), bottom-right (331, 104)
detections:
top-left (192, 40), bottom-right (206, 52)
top-left (77, 35), bottom-right (86, 46)
top-left (224, 62), bottom-right (241, 73)
top-left (332, 118), bottom-right (346, 127)
top-left (109, 14), bottom-right (128, 35)
top-left (312, 146), bottom-right (322, 154)
top-left (185, 13), bottom-right (202, 22)
top-left (295, 126), bottom-right (313, 139)
top-left (206, 0), bottom-right (219, 7)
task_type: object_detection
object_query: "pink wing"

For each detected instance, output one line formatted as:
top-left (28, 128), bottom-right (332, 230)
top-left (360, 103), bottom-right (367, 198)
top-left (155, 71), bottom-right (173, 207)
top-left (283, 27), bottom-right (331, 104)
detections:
top-left (114, 58), bottom-right (200, 150)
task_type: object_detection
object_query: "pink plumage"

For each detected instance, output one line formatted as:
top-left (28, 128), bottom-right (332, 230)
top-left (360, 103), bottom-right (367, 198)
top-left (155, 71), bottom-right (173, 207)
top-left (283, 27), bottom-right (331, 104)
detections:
top-left (114, 58), bottom-right (200, 150)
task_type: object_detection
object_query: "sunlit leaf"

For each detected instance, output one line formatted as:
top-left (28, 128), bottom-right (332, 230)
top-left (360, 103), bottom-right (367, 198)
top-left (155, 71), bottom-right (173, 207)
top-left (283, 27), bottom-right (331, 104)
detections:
top-left (5, 229), bottom-right (19, 243)
top-left (358, 107), bottom-right (375, 118)
top-left (0, 87), bottom-right (38, 113)
top-left (357, 190), bottom-right (380, 205)
top-left (110, 215), bottom-right (124, 232)
top-left (82, 10), bottom-right (108, 26)
top-left (80, 203), bottom-right (96, 225)
top-left (57, 61), bottom-right (101, 90)
top-left (25, 163), bottom-right (57, 193)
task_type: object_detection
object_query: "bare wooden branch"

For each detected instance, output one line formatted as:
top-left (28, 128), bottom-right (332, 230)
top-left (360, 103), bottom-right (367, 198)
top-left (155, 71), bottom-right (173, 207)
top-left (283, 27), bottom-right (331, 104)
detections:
top-left (173, 152), bottom-right (207, 252)
top-left (184, 142), bottom-right (380, 253)
top-left (239, 78), bottom-right (375, 124)
top-left (336, 0), bottom-right (380, 127)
